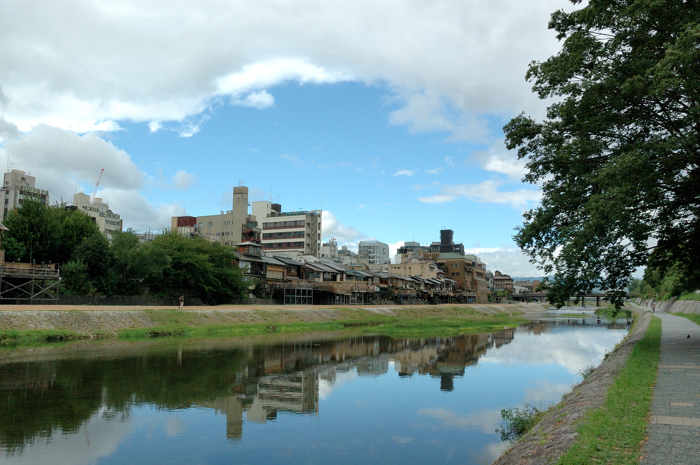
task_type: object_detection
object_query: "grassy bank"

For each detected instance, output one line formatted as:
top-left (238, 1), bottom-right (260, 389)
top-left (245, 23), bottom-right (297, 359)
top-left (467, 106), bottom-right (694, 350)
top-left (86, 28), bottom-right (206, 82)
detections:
top-left (0, 306), bottom-right (531, 348)
top-left (674, 312), bottom-right (700, 325)
top-left (555, 315), bottom-right (661, 464)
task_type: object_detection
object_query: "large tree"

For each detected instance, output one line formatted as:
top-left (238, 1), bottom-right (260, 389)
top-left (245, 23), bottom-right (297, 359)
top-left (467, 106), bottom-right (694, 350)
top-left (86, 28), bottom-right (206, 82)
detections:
top-left (504, 0), bottom-right (700, 306)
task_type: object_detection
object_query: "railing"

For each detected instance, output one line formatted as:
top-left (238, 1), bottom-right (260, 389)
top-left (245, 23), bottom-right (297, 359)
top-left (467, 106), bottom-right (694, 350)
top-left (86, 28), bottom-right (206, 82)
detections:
top-left (269, 281), bottom-right (375, 293)
top-left (0, 265), bottom-right (60, 278)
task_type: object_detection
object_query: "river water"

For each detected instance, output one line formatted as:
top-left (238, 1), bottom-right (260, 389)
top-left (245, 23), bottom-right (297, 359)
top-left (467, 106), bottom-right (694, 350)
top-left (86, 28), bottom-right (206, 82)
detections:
top-left (0, 314), bottom-right (629, 465)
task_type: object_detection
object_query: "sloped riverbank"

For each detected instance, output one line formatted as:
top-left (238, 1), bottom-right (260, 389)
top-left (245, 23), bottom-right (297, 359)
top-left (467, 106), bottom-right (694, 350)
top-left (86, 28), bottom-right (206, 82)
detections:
top-left (0, 303), bottom-right (545, 346)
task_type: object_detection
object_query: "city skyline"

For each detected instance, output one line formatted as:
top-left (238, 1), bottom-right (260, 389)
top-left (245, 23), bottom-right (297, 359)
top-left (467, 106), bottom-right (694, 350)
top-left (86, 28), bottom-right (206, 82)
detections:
top-left (0, 1), bottom-right (578, 275)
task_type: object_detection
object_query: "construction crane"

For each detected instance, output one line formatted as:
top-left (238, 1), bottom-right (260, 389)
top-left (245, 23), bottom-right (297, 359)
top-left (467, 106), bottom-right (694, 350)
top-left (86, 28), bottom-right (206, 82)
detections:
top-left (90, 169), bottom-right (104, 204)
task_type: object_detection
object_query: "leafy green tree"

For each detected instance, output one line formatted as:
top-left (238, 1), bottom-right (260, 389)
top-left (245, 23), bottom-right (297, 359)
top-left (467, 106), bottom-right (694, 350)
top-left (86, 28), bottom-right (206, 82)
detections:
top-left (147, 231), bottom-right (245, 304)
top-left (73, 233), bottom-right (112, 294)
top-left (60, 260), bottom-right (92, 295)
top-left (3, 200), bottom-right (100, 265)
top-left (504, 0), bottom-right (700, 307)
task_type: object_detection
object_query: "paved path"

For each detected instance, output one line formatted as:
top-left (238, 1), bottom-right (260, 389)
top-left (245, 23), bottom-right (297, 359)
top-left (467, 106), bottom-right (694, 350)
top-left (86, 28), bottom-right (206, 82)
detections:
top-left (641, 309), bottom-right (700, 464)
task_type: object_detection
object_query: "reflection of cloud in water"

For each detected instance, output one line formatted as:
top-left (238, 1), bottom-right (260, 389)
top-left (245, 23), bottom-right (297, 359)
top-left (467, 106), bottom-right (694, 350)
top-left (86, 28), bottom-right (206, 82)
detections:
top-left (164, 414), bottom-right (187, 437)
top-left (480, 328), bottom-right (626, 375)
top-left (479, 442), bottom-right (510, 464)
top-left (2, 410), bottom-right (133, 465)
top-left (391, 436), bottom-right (413, 444)
top-left (417, 408), bottom-right (501, 434)
top-left (318, 369), bottom-right (358, 400)
top-left (524, 380), bottom-right (572, 405)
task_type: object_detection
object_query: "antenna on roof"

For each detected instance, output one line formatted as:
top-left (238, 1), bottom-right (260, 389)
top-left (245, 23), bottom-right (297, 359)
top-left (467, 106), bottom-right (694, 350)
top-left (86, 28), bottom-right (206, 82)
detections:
top-left (238, 179), bottom-right (244, 186)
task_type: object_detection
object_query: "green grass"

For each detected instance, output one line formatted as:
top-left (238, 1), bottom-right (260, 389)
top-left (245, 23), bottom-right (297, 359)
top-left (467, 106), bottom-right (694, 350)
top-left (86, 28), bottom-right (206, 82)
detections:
top-left (594, 305), bottom-right (633, 319)
top-left (678, 292), bottom-right (700, 301)
top-left (117, 313), bottom-right (528, 341)
top-left (555, 316), bottom-right (661, 465)
top-left (0, 329), bottom-right (84, 348)
top-left (673, 312), bottom-right (700, 325)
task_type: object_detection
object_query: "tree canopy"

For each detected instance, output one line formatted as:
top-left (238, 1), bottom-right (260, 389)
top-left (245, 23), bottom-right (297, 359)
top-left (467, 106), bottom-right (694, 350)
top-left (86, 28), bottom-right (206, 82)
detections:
top-left (504, 0), bottom-right (700, 306)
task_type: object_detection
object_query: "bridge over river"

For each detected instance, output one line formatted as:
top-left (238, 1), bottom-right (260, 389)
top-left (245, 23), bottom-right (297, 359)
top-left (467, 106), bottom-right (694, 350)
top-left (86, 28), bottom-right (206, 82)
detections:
top-left (510, 292), bottom-right (635, 306)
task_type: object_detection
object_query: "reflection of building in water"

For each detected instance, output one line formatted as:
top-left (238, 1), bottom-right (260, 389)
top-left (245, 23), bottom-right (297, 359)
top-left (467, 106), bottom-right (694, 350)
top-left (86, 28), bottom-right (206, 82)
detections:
top-left (200, 397), bottom-right (245, 440)
top-left (391, 331), bottom-right (515, 391)
top-left (249, 372), bottom-right (318, 421)
top-left (356, 354), bottom-right (389, 376)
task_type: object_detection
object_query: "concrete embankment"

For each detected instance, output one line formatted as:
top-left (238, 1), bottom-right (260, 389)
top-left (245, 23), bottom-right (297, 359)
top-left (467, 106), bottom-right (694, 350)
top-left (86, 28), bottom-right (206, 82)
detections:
top-left (638, 297), bottom-right (700, 314)
top-left (493, 306), bottom-right (651, 465)
top-left (0, 303), bottom-right (546, 335)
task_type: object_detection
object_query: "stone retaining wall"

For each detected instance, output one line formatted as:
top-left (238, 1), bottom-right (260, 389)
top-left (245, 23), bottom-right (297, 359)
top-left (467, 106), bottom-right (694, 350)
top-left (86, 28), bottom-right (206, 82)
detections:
top-left (637, 297), bottom-right (700, 314)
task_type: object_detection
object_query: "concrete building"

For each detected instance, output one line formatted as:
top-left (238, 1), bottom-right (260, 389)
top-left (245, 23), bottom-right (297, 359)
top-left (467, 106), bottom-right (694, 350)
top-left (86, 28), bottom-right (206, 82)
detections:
top-left (195, 186), bottom-right (259, 245)
top-left (1, 170), bottom-right (49, 222)
top-left (72, 192), bottom-right (123, 239)
top-left (388, 260), bottom-right (440, 279)
top-left (395, 241), bottom-right (428, 264)
top-left (173, 186), bottom-right (259, 245)
top-left (493, 270), bottom-right (514, 292)
top-left (320, 238), bottom-right (338, 259)
top-left (358, 240), bottom-right (390, 265)
top-left (252, 201), bottom-right (321, 258)
top-left (429, 229), bottom-right (465, 255)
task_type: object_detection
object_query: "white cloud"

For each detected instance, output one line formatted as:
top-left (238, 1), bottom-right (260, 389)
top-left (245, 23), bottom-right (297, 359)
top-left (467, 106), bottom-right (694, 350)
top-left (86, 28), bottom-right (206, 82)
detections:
top-left (172, 170), bottom-right (198, 190)
top-left (468, 246), bottom-right (541, 277)
top-left (0, 1), bottom-right (566, 138)
top-left (470, 143), bottom-right (528, 180)
top-left (412, 184), bottom-right (428, 190)
top-left (426, 167), bottom-right (443, 175)
top-left (418, 408), bottom-right (502, 434)
top-left (233, 90), bottom-right (275, 109)
top-left (322, 210), bottom-right (367, 244)
top-left (3, 124), bottom-right (145, 201)
top-left (417, 180), bottom-right (541, 209)
top-left (148, 121), bottom-right (162, 132)
top-left (393, 169), bottom-right (416, 177)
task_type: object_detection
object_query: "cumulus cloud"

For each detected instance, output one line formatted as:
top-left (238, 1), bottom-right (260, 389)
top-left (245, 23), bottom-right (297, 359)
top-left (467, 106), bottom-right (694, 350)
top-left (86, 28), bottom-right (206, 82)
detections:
top-left (322, 210), bottom-right (367, 244)
top-left (417, 180), bottom-right (541, 209)
top-left (467, 246), bottom-right (541, 277)
top-left (3, 124), bottom-right (145, 200)
top-left (0, 117), bottom-right (19, 141)
top-left (0, 1), bottom-right (566, 137)
top-left (172, 170), bottom-right (198, 190)
top-left (426, 167), bottom-right (443, 175)
top-left (470, 143), bottom-right (528, 181)
top-left (232, 90), bottom-right (275, 109)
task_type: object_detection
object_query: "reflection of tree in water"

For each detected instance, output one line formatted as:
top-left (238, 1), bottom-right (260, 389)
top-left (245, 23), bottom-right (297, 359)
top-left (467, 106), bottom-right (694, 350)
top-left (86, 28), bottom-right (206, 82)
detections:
top-left (0, 331), bottom-right (516, 454)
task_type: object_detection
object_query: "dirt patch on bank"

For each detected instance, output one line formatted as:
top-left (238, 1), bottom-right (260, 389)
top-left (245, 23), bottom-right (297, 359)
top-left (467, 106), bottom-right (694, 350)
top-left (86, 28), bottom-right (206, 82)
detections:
top-left (0, 303), bottom-right (547, 335)
top-left (493, 308), bottom-right (651, 465)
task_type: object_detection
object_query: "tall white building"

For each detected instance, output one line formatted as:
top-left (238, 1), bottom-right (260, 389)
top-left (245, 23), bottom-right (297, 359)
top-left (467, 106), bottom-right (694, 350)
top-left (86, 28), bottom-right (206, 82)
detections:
top-left (1, 170), bottom-right (49, 222)
top-left (252, 201), bottom-right (322, 258)
top-left (73, 192), bottom-right (123, 238)
top-left (358, 240), bottom-right (391, 265)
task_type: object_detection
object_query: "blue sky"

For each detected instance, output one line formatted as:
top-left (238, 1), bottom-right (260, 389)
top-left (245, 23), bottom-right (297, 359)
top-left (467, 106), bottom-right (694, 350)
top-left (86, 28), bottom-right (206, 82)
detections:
top-left (0, 0), bottom-right (575, 275)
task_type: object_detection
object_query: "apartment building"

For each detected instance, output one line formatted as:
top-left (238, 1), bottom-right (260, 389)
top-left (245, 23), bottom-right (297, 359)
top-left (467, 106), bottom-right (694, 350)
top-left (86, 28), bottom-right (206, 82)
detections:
top-left (493, 270), bottom-right (514, 292)
top-left (388, 260), bottom-right (440, 279)
top-left (72, 192), bottom-right (123, 239)
top-left (252, 201), bottom-right (321, 258)
top-left (174, 186), bottom-right (260, 245)
top-left (1, 170), bottom-right (49, 222)
top-left (358, 240), bottom-right (390, 265)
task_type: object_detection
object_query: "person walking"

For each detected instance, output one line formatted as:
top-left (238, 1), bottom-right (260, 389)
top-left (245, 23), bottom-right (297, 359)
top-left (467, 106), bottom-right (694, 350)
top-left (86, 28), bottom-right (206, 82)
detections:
top-left (651, 300), bottom-right (655, 313)
top-left (179, 295), bottom-right (184, 310)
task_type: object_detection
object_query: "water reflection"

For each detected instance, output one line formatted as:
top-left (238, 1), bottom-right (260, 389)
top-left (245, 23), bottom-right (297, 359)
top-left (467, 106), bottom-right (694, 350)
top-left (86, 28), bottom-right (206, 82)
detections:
top-left (0, 318), bottom-right (629, 464)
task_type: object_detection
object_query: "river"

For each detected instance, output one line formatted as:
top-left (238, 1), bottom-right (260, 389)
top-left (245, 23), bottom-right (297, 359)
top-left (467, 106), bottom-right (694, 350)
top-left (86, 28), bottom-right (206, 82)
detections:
top-left (0, 313), bottom-right (629, 464)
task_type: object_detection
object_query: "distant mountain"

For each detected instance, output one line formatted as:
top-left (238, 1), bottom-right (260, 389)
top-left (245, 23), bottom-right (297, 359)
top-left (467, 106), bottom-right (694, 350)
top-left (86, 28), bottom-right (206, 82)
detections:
top-left (512, 277), bottom-right (546, 282)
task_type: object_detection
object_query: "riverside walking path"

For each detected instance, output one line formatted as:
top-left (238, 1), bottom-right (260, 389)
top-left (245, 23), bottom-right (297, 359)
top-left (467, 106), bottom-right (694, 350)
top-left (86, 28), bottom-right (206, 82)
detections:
top-left (641, 309), bottom-right (700, 464)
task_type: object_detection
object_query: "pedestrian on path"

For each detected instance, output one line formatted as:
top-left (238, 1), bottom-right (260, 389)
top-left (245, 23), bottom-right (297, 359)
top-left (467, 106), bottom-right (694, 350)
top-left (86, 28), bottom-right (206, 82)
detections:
top-left (179, 295), bottom-right (184, 309)
top-left (651, 301), bottom-right (655, 313)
